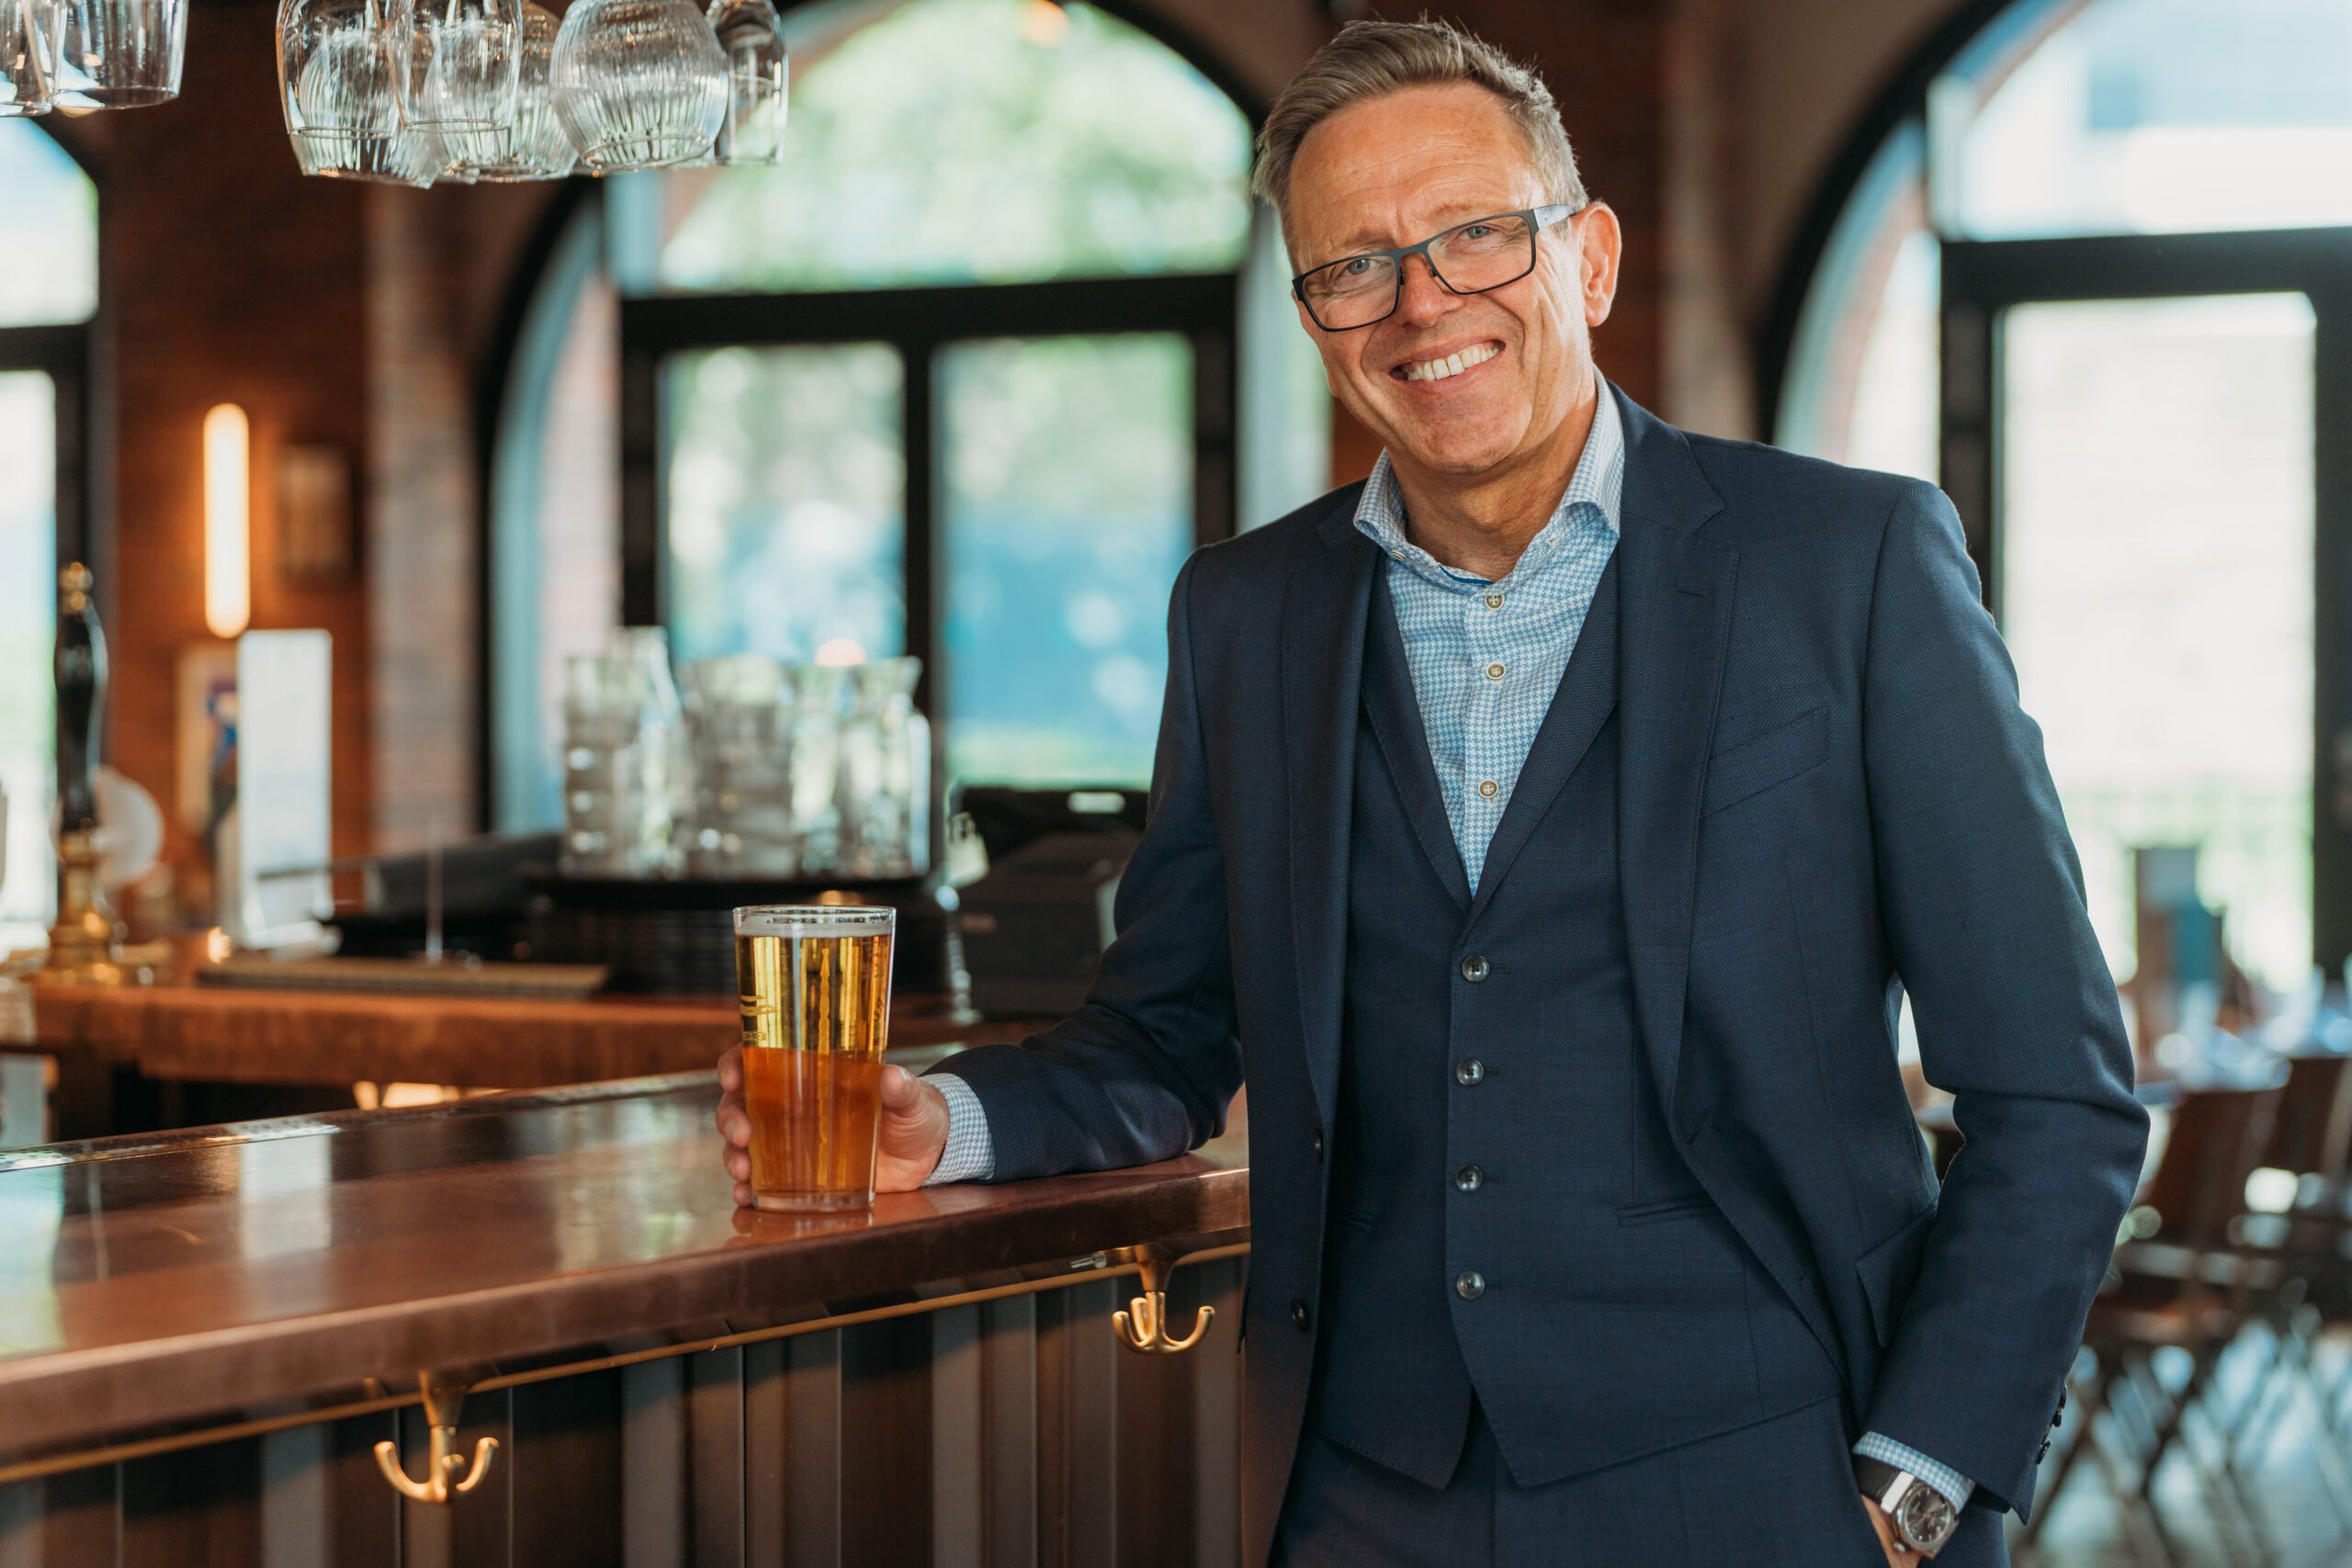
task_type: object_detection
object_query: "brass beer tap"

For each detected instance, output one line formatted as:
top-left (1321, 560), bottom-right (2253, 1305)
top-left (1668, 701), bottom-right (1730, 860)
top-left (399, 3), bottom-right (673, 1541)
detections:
top-left (34, 564), bottom-right (130, 988)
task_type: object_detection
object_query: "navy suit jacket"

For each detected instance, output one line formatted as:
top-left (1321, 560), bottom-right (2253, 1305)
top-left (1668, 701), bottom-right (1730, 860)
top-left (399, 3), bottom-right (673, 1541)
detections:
top-left (943, 387), bottom-right (2148, 1561)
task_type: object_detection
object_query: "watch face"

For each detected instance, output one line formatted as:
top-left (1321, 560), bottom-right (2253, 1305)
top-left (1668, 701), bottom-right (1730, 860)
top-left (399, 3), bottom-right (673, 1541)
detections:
top-left (1896, 1483), bottom-right (1958, 1550)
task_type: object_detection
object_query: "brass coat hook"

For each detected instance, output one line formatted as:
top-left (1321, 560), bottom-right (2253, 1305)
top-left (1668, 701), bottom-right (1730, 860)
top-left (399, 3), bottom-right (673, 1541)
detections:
top-left (374, 1370), bottom-right (499, 1505)
top-left (1113, 1253), bottom-right (1213, 1354)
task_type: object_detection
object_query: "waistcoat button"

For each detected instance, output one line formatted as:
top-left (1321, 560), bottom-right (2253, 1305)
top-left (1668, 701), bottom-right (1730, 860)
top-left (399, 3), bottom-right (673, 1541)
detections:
top-left (1459, 955), bottom-right (1490, 983)
top-left (1453, 1165), bottom-right (1483, 1192)
top-left (1454, 1270), bottom-right (1486, 1301)
top-left (1310, 1127), bottom-right (1323, 1159)
top-left (1291, 1299), bottom-right (1310, 1330)
top-left (1455, 1058), bottom-right (1485, 1085)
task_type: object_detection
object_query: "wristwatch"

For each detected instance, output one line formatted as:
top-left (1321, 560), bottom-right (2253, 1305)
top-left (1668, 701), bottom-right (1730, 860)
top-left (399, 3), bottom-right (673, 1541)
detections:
top-left (1854, 1456), bottom-right (1959, 1556)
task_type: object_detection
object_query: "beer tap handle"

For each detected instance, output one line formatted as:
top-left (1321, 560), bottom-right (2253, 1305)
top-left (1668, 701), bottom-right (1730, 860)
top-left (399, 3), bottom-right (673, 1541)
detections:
top-left (54, 563), bottom-right (107, 835)
top-left (36, 563), bottom-right (135, 989)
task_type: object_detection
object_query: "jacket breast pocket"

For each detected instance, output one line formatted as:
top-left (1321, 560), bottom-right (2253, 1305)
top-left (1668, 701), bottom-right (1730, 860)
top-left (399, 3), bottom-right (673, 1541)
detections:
top-left (1701, 705), bottom-right (1829, 818)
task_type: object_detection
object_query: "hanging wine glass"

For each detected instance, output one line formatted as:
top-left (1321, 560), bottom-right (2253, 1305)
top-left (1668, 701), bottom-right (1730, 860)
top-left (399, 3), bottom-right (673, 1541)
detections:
top-left (446, 0), bottom-right (571, 181)
top-left (50, 0), bottom-right (183, 107)
top-left (277, 0), bottom-right (440, 186)
top-left (707, 0), bottom-right (784, 165)
top-left (549, 0), bottom-right (726, 173)
top-left (0, 0), bottom-right (62, 117)
top-left (390, 0), bottom-right (520, 140)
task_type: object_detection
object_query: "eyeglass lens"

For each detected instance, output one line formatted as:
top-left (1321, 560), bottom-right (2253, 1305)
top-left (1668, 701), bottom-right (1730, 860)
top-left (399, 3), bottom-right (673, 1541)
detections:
top-left (1302, 213), bottom-right (1539, 331)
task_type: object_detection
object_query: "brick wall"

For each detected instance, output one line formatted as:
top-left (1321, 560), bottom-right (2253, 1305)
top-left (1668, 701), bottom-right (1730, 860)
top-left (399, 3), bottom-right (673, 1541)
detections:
top-left (84, 0), bottom-right (374, 872)
top-left (64, 0), bottom-right (564, 870)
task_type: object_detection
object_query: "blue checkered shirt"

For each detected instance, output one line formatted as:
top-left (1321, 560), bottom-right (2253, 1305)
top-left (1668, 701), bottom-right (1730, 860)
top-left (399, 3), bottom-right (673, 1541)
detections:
top-left (1351, 385), bottom-right (1623, 893)
top-left (927, 380), bottom-right (1970, 1513)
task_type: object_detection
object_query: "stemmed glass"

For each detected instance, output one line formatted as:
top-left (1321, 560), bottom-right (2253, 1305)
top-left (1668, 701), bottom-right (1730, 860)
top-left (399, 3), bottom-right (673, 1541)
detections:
top-left (390, 0), bottom-right (521, 141)
top-left (445, 0), bottom-right (571, 181)
top-left (550, 0), bottom-right (726, 172)
top-left (0, 0), bottom-right (61, 116)
top-left (277, 0), bottom-right (441, 186)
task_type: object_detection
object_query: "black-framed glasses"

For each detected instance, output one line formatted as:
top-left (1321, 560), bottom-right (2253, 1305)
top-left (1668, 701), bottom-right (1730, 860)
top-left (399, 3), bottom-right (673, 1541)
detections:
top-left (1291, 204), bottom-right (1583, 332)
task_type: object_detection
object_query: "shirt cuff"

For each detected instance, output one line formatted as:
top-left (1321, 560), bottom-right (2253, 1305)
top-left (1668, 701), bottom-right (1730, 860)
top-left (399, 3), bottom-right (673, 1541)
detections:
top-left (924, 1072), bottom-right (996, 1186)
top-left (1854, 1431), bottom-right (1974, 1512)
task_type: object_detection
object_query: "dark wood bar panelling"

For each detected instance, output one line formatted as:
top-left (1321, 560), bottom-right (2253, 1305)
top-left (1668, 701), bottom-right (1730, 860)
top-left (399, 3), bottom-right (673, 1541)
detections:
top-left (0, 1257), bottom-right (1246, 1566)
top-left (0, 1071), bottom-right (1250, 1565)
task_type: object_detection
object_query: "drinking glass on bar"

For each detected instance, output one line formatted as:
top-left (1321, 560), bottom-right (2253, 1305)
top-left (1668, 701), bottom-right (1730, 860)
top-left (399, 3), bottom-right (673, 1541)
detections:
top-left (733, 905), bottom-right (894, 1212)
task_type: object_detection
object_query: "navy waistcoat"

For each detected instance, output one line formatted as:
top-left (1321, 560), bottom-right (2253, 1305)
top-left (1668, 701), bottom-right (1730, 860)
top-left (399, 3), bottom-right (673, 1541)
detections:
top-left (1308, 560), bottom-right (1839, 1490)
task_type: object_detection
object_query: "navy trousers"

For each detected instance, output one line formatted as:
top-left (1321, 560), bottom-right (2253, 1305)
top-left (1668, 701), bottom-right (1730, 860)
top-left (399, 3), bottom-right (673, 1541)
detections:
top-left (1271, 1399), bottom-right (2011, 1568)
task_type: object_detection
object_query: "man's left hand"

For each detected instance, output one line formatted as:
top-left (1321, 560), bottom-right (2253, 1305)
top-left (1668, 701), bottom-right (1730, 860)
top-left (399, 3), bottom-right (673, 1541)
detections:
top-left (1860, 1496), bottom-right (1925, 1568)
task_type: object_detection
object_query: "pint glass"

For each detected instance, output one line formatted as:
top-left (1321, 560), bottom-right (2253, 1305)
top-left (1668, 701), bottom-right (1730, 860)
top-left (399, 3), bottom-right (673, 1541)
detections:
top-left (733, 904), bottom-right (895, 1210)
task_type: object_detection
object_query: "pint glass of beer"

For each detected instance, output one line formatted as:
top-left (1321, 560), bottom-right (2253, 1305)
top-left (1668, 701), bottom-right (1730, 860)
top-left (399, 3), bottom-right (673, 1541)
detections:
top-left (733, 905), bottom-right (896, 1211)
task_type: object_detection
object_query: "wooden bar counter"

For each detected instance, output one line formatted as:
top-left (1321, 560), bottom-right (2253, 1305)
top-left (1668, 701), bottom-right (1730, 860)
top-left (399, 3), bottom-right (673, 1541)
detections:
top-left (10, 978), bottom-right (1056, 1143)
top-left (20, 979), bottom-right (1052, 1092)
top-left (0, 1073), bottom-right (1251, 1566)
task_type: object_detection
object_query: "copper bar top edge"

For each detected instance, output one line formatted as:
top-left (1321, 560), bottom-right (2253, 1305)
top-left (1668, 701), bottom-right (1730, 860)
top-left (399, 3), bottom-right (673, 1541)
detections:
top-left (0, 1070), bottom-right (1251, 1461)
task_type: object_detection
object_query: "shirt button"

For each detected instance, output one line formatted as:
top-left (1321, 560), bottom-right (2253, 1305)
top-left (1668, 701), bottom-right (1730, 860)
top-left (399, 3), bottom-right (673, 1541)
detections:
top-left (1453, 1165), bottom-right (1483, 1192)
top-left (1455, 1058), bottom-right (1485, 1085)
top-left (1477, 780), bottom-right (1498, 798)
top-left (1455, 1270), bottom-right (1486, 1301)
top-left (1484, 662), bottom-right (1505, 681)
top-left (1292, 1299), bottom-right (1311, 1330)
top-left (1460, 955), bottom-right (1490, 983)
top-left (1485, 595), bottom-right (1503, 609)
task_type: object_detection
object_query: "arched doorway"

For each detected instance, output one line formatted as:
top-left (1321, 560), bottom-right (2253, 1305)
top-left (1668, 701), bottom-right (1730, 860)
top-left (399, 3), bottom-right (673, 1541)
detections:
top-left (1771, 0), bottom-right (2352, 992)
top-left (488, 0), bottom-right (1329, 829)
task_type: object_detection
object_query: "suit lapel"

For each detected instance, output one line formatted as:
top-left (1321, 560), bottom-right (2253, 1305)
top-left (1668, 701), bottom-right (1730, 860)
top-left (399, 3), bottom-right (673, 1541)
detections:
top-left (1361, 570), bottom-right (1473, 912)
top-left (1283, 496), bottom-right (1379, 1136)
top-left (1463, 558), bottom-right (1621, 928)
top-left (1611, 389), bottom-right (1736, 1135)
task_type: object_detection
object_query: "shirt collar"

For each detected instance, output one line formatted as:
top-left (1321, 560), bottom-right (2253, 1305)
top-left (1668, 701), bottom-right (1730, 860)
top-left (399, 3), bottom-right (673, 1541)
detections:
top-left (1351, 374), bottom-right (1624, 588)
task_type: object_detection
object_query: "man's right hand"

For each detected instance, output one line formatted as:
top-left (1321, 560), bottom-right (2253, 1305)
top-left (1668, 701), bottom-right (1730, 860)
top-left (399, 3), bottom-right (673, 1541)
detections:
top-left (1860, 1497), bottom-right (1924, 1568)
top-left (715, 1045), bottom-right (955, 1207)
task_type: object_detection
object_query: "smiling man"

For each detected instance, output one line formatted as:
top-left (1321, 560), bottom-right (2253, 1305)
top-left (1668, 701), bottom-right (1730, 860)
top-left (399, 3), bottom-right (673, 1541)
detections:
top-left (714, 19), bottom-right (2145, 1566)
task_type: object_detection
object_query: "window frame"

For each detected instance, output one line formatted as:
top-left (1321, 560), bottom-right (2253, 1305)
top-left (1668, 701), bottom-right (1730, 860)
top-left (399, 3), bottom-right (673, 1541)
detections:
top-left (480, 0), bottom-right (1282, 833)
top-left (1766, 0), bottom-right (2352, 977)
top-left (616, 268), bottom-right (1241, 728)
top-left (0, 322), bottom-right (92, 575)
top-left (1940, 226), bottom-right (2352, 973)
top-left (0, 122), bottom-right (101, 935)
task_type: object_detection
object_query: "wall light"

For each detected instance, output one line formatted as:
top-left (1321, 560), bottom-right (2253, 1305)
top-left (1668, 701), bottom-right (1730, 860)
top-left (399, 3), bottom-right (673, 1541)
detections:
top-left (1018, 0), bottom-right (1068, 48)
top-left (203, 403), bottom-right (251, 639)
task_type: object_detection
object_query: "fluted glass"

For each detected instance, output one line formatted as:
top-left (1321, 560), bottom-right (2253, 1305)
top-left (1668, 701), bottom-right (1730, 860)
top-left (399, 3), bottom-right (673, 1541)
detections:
top-left (550, 0), bottom-right (725, 173)
top-left (0, 0), bottom-right (61, 116)
top-left (277, 0), bottom-right (438, 186)
top-left (445, 0), bottom-right (570, 181)
top-left (50, 0), bottom-right (181, 107)
top-left (390, 0), bottom-right (518, 134)
top-left (707, 0), bottom-right (782, 165)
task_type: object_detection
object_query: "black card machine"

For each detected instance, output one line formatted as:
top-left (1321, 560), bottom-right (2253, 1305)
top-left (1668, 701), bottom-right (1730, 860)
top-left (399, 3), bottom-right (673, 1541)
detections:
top-left (956, 788), bottom-right (1143, 1019)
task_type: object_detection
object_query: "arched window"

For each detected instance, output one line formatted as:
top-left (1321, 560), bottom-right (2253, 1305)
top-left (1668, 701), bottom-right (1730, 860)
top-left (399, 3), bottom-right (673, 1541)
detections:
top-left (1773, 0), bottom-right (2352, 993)
top-left (491, 0), bottom-right (1327, 831)
top-left (0, 122), bottom-right (98, 940)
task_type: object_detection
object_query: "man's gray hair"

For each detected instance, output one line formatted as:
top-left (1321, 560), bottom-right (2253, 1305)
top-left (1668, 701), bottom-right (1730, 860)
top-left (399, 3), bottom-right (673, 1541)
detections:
top-left (1252, 18), bottom-right (1589, 225)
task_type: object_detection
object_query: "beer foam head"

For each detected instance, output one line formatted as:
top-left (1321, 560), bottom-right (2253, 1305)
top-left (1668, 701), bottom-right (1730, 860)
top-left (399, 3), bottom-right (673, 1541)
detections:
top-left (733, 905), bottom-right (897, 937)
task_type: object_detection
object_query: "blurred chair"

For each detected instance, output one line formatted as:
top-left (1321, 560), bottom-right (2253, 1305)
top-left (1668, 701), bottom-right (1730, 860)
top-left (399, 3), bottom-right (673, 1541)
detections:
top-left (2026, 1077), bottom-right (2285, 1567)
top-left (2218, 1049), bottom-right (2352, 1539)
